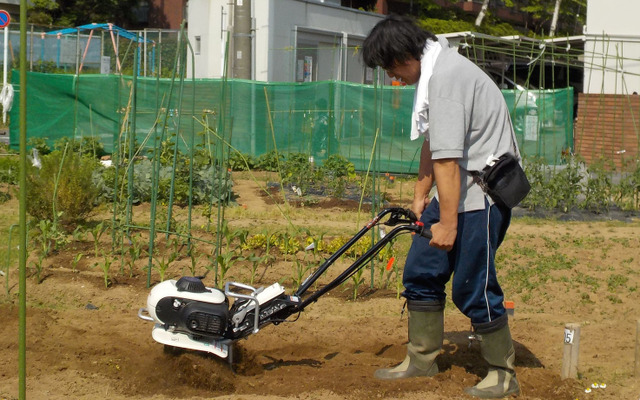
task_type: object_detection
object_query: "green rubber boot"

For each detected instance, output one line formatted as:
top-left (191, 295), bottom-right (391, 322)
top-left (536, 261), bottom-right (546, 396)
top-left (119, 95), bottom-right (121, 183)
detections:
top-left (374, 301), bottom-right (443, 380)
top-left (464, 322), bottom-right (520, 399)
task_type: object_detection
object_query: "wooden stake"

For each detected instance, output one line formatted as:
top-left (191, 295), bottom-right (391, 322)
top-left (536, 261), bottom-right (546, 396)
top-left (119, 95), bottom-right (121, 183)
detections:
top-left (561, 323), bottom-right (580, 379)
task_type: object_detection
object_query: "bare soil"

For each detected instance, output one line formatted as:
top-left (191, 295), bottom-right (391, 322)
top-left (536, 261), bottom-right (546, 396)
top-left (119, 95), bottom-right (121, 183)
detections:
top-left (1, 174), bottom-right (639, 400)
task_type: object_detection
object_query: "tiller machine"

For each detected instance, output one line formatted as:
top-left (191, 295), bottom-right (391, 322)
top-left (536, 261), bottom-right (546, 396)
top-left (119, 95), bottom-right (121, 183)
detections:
top-left (138, 208), bottom-right (431, 361)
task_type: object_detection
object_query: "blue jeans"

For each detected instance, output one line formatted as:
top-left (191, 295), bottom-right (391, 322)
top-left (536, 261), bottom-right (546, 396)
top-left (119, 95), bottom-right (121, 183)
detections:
top-left (403, 198), bottom-right (511, 325)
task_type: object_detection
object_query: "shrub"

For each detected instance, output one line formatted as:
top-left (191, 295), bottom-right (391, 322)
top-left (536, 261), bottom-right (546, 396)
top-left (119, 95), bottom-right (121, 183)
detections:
top-left (281, 152), bottom-right (321, 193)
top-left (548, 156), bottom-right (585, 212)
top-left (26, 150), bottom-right (100, 225)
top-left (27, 137), bottom-right (51, 156)
top-left (613, 160), bottom-right (640, 211)
top-left (320, 154), bottom-right (355, 179)
top-left (95, 157), bottom-right (234, 207)
top-left (520, 156), bottom-right (550, 210)
top-left (255, 150), bottom-right (284, 172)
top-left (0, 155), bottom-right (20, 185)
top-left (581, 158), bottom-right (613, 213)
top-left (228, 151), bottom-right (256, 171)
top-left (54, 137), bottom-right (107, 159)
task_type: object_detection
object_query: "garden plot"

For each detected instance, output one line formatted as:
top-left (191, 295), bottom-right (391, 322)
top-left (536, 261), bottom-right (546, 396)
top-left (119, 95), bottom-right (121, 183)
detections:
top-left (0, 176), bottom-right (639, 400)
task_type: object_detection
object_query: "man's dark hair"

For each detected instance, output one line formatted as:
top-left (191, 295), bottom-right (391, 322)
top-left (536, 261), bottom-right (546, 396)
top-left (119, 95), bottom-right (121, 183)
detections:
top-left (362, 15), bottom-right (438, 70)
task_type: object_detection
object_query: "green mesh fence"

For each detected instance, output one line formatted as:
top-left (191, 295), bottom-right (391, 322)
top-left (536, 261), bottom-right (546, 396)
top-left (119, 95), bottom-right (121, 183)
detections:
top-left (9, 71), bottom-right (573, 172)
top-left (503, 87), bottom-right (574, 165)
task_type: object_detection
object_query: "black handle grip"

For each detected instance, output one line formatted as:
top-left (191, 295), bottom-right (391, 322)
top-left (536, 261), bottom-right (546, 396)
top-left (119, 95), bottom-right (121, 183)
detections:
top-left (418, 225), bottom-right (432, 239)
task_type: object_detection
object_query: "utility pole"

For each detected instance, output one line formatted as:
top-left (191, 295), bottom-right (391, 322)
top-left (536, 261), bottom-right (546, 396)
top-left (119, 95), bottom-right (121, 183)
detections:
top-left (233, 0), bottom-right (252, 79)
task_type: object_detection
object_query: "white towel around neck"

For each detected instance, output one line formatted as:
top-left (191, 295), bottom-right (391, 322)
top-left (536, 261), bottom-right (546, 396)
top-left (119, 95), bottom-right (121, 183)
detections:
top-left (410, 39), bottom-right (442, 141)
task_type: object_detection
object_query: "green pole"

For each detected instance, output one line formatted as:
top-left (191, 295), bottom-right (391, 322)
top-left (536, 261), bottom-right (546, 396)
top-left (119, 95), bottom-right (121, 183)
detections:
top-left (147, 23), bottom-right (183, 286)
top-left (145, 34), bottom-right (163, 288)
top-left (4, 224), bottom-right (18, 299)
top-left (18, 0), bottom-right (28, 397)
top-left (166, 23), bottom-right (188, 237)
top-left (213, 32), bottom-right (232, 286)
top-left (370, 69), bottom-right (382, 288)
top-left (111, 65), bottom-right (124, 252)
top-left (186, 30), bottom-right (196, 251)
top-left (147, 88), bottom-right (161, 287)
top-left (207, 31), bottom-right (231, 232)
top-left (126, 39), bottom-right (139, 233)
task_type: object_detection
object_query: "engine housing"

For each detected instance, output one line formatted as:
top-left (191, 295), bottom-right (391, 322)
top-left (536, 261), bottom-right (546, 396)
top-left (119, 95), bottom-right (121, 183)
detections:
top-left (146, 278), bottom-right (230, 339)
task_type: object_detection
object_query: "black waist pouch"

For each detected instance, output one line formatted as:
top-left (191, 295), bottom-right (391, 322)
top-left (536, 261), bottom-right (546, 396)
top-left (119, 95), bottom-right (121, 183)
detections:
top-left (475, 154), bottom-right (531, 208)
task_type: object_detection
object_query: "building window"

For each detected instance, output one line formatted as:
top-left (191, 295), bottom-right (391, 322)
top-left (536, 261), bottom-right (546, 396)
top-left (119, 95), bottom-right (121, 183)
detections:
top-left (195, 36), bottom-right (201, 55)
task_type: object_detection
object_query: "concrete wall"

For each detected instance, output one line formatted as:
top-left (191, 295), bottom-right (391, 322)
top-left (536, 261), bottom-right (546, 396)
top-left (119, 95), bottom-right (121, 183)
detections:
top-left (187, 0), bottom-right (383, 82)
top-left (584, 0), bottom-right (640, 94)
top-left (187, 0), bottom-right (222, 80)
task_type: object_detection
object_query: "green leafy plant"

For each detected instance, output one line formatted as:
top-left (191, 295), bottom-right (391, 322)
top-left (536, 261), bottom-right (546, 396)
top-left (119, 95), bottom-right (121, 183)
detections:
top-left (520, 156), bottom-right (551, 210)
top-left (27, 137), bottom-right (51, 156)
top-left (126, 234), bottom-right (145, 277)
top-left (277, 232), bottom-right (301, 257)
top-left (613, 159), bottom-right (640, 211)
top-left (281, 153), bottom-right (320, 194)
top-left (26, 150), bottom-right (100, 225)
top-left (291, 257), bottom-right (313, 288)
top-left (99, 253), bottom-right (113, 288)
top-left (54, 137), bottom-right (107, 159)
top-left (33, 219), bottom-right (69, 257)
top-left (301, 228), bottom-right (327, 259)
top-left (320, 154), bottom-right (356, 179)
top-left (153, 253), bottom-right (177, 282)
top-left (246, 253), bottom-right (271, 285)
top-left (95, 153), bottom-right (235, 208)
top-left (228, 151), bottom-right (256, 171)
top-left (607, 274), bottom-right (629, 292)
top-left (31, 253), bottom-right (46, 284)
top-left (547, 156), bottom-right (584, 212)
top-left (219, 220), bottom-right (249, 250)
top-left (581, 158), bottom-right (612, 213)
top-left (327, 235), bottom-right (349, 254)
top-left (214, 250), bottom-right (242, 288)
top-left (0, 155), bottom-right (20, 185)
top-left (71, 225), bottom-right (87, 242)
top-left (187, 246), bottom-right (201, 276)
top-left (89, 221), bottom-right (108, 258)
top-left (350, 267), bottom-right (366, 301)
top-left (243, 233), bottom-right (268, 251)
top-left (168, 237), bottom-right (184, 264)
top-left (255, 150), bottom-right (284, 172)
top-left (71, 253), bottom-right (84, 273)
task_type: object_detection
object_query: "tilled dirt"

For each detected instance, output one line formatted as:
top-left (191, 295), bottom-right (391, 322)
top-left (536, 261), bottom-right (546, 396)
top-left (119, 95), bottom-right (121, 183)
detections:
top-left (0, 274), bottom-right (583, 400)
top-left (0, 177), bottom-right (639, 400)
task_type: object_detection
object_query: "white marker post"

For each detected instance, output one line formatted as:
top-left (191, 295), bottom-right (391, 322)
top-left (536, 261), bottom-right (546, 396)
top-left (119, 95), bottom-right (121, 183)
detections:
top-left (561, 323), bottom-right (581, 379)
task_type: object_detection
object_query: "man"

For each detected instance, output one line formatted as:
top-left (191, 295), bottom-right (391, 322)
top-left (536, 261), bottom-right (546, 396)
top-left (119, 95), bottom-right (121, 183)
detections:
top-left (362, 15), bottom-right (521, 399)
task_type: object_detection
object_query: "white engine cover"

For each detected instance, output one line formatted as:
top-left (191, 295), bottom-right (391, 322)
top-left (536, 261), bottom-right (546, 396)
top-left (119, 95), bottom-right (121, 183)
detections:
top-left (146, 279), bottom-right (226, 322)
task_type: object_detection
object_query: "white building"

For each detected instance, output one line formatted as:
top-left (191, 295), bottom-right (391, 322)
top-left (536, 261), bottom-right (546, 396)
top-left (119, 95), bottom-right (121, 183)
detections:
top-left (584, 0), bottom-right (640, 94)
top-left (186, 0), bottom-right (384, 82)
